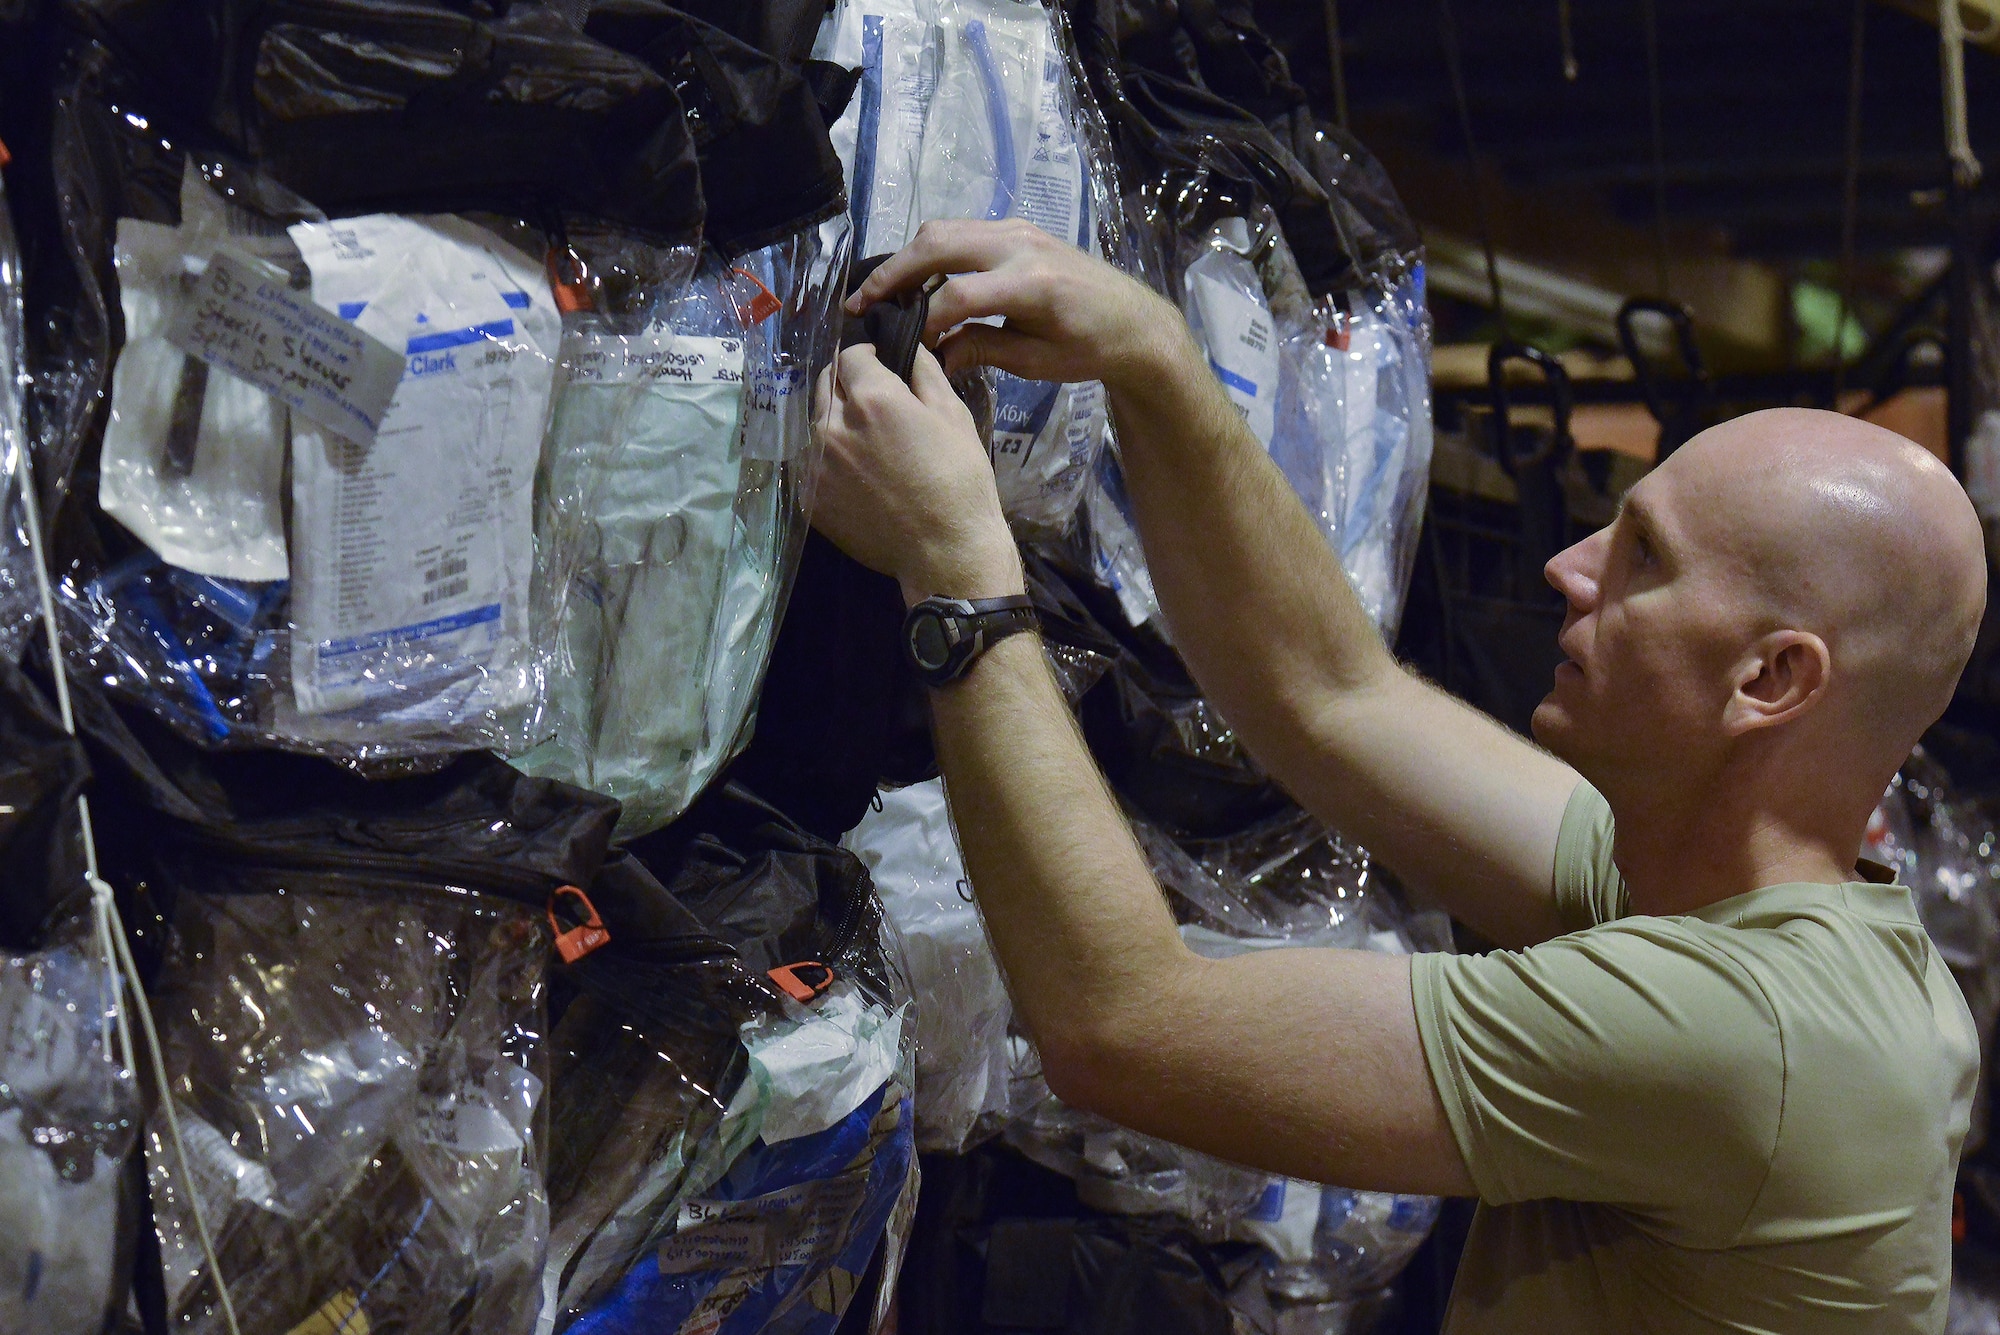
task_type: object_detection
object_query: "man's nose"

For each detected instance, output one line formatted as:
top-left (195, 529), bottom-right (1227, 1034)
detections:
top-left (1545, 527), bottom-right (1609, 612)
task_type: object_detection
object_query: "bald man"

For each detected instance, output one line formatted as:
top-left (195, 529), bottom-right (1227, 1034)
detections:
top-left (811, 218), bottom-right (1987, 1332)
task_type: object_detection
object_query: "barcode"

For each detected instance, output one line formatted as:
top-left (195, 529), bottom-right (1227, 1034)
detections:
top-left (422, 577), bottom-right (469, 606)
top-left (424, 557), bottom-right (468, 584)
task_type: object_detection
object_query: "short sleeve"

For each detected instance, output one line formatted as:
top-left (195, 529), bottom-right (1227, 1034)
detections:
top-left (1410, 924), bottom-right (1785, 1242)
top-left (1552, 779), bottom-right (1627, 930)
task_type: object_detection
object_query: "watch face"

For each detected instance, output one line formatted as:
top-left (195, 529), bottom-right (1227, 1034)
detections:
top-left (909, 613), bottom-right (954, 672)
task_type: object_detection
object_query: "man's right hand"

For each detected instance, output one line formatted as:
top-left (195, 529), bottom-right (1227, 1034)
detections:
top-left (846, 217), bottom-right (1191, 388)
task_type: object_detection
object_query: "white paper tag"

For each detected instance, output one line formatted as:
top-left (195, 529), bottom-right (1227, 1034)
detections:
top-left (659, 1166), bottom-right (872, 1275)
top-left (562, 327), bottom-right (745, 388)
top-left (167, 250), bottom-right (404, 444)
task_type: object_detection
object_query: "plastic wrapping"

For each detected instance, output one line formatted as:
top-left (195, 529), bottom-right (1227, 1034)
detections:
top-left (66, 670), bottom-right (622, 1335)
top-left (1866, 748), bottom-right (2000, 1153)
top-left (40, 32), bottom-right (714, 761)
top-left (845, 779), bottom-right (1025, 1153)
top-left (1112, 203), bottom-right (1433, 640)
top-left (145, 882), bottom-right (552, 1335)
top-left (1136, 804), bottom-right (1449, 952)
top-left (542, 784), bottom-right (918, 1334)
top-left (0, 940), bottom-right (136, 1335)
top-left (516, 221), bottom-right (846, 835)
top-left (817, 0), bottom-right (1124, 532)
top-left (0, 158), bottom-right (40, 659)
top-left (49, 116), bottom-right (558, 754)
top-left (0, 660), bottom-right (137, 1335)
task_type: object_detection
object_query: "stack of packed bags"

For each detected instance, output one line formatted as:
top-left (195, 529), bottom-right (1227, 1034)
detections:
top-left (0, 1), bottom-right (923, 1331)
top-left (0, 0), bottom-right (1445, 1331)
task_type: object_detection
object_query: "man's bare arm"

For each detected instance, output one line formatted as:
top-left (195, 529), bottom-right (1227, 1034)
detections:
top-left (934, 632), bottom-right (1474, 1196)
top-left (855, 220), bottom-right (1581, 947)
top-left (812, 337), bottom-right (1473, 1193)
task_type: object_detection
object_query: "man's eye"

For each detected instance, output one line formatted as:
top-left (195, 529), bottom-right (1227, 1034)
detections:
top-left (1632, 534), bottom-right (1655, 567)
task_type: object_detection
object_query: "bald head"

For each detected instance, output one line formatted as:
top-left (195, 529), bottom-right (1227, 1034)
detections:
top-left (1662, 408), bottom-right (1985, 753)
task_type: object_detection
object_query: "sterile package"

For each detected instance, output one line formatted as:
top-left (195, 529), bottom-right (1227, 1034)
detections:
top-left (1173, 210), bottom-right (1434, 638)
top-left (541, 786), bottom-right (918, 1335)
top-left (280, 212), bottom-right (561, 730)
top-left (845, 778), bottom-right (1024, 1153)
top-left (818, 0), bottom-right (1123, 533)
top-left (97, 172), bottom-right (294, 587)
top-left (517, 222), bottom-right (845, 835)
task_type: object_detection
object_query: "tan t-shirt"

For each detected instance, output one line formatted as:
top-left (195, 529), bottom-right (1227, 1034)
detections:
top-left (1411, 781), bottom-right (1981, 1333)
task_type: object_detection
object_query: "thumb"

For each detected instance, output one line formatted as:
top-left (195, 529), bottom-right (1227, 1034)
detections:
top-left (936, 321), bottom-right (1046, 381)
top-left (909, 344), bottom-right (958, 408)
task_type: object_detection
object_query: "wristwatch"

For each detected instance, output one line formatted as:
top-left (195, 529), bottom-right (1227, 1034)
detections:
top-left (903, 595), bottom-right (1040, 688)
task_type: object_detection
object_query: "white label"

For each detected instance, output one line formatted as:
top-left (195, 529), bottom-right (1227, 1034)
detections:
top-left (658, 1166), bottom-right (871, 1275)
top-left (1189, 270), bottom-right (1278, 448)
top-left (167, 250), bottom-right (404, 443)
top-left (562, 327), bottom-right (745, 389)
top-left (286, 214), bottom-right (559, 721)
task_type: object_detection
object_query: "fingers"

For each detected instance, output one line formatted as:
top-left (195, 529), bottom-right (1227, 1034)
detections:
top-left (847, 217), bottom-right (1040, 312)
top-left (835, 341), bottom-right (905, 402)
top-left (908, 344), bottom-right (956, 406)
top-left (923, 270), bottom-right (1031, 342)
top-left (935, 321), bottom-right (1043, 380)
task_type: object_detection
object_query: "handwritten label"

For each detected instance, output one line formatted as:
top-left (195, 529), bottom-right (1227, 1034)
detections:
top-left (168, 250), bottom-right (404, 444)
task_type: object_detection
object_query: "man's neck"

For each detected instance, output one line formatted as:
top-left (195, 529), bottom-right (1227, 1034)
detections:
top-left (1606, 769), bottom-right (1862, 918)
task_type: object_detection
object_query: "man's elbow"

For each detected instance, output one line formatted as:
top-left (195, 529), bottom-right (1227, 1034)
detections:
top-left (1033, 1007), bottom-right (1158, 1127)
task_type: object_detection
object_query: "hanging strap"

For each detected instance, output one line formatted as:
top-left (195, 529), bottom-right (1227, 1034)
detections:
top-left (1835, 0), bottom-right (1868, 403)
top-left (1323, 0), bottom-right (1350, 129)
top-left (1941, 0), bottom-right (1984, 189)
top-left (1438, 0), bottom-right (1508, 334)
top-left (1640, 0), bottom-right (1670, 299)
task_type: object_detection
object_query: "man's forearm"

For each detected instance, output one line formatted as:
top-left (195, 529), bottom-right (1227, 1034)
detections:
top-left (925, 633), bottom-right (1189, 1074)
top-left (924, 631), bottom-right (1475, 1196)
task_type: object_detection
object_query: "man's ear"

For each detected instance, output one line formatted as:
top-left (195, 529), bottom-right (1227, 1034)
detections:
top-left (1722, 631), bottom-right (1830, 736)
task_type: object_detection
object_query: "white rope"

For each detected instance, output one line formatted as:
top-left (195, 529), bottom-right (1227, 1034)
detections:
top-left (1942, 0), bottom-right (1984, 187)
top-left (8, 390), bottom-right (242, 1335)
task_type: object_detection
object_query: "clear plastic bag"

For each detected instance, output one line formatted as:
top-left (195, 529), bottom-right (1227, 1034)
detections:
top-left (515, 221), bottom-right (845, 835)
top-left (1866, 748), bottom-right (2000, 1154)
top-left (543, 784), bottom-right (919, 1334)
top-left (1164, 205), bottom-right (1432, 639)
top-left (0, 158), bottom-right (42, 659)
top-left (145, 881), bottom-right (552, 1335)
top-left (42, 48), bottom-right (679, 761)
top-left (818, 0), bottom-right (1123, 533)
top-left (68, 670), bottom-right (620, 1335)
top-left (0, 936), bottom-right (138, 1335)
top-left (844, 778), bottom-right (1022, 1153)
